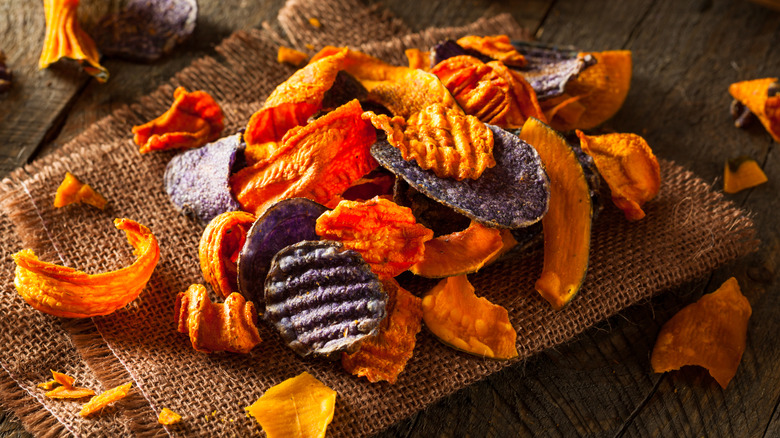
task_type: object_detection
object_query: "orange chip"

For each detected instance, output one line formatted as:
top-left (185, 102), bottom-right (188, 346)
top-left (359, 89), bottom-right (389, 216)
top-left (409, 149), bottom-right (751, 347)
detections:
top-left (410, 221), bottom-right (504, 278)
top-left (540, 93), bottom-right (586, 127)
top-left (37, 380), bottom-right (58, 390)
top-left (13, 218), bottom-right (160, 318)
top-left (51, 370), bottom-right (75, 388)
top-left (158, 408), bottom-right (182, 425)
top-left (315, 197), bottom-right (434, 278)
top-left (199, 211), bottom-right (256, 298)
top-left (651, 277), bottom-right (752, 389)
top-left (277, 46), bottom-right (308, 66)
top-left (308, 17), bottom-right (322, 28)
top-left (405, 48), bottom-right (430, 70)
top-left (363, 103), bottom-right (495, 181)
top-left (723, 156), bottom-right (768, 194)
top-left (132, 87), bottom-right (224, 154)
top-left (45, 386), bottom-right (95, 399)
top-left (576, 130), bottom-right (660, 221)
top-left (231, 99), bottom-right (378, 215)
top-left (54, 172), bottom-right (107, 209)
top-left (729, 77), bottom-right (780, 142)
top-left (456, 35), bottom-right (526, 67)
top-left (79, 382), bottom-right (132, 417)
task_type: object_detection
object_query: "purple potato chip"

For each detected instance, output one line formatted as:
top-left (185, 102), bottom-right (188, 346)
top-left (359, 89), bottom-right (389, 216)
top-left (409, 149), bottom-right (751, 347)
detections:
top-left (511, 41), bottom-right (596, 100)
top-left (371, 125), bottom-right (550, 229)
top-left (264, 240), bottom-right (387, 358)
top-left (236, 198), bottom-right (328, 307)
top-left (429, 39), bottom-right (492, 68)
top-left (164, 133), bottom-right (242, 223)
top-left (94, 0), bottom-right (197, 62)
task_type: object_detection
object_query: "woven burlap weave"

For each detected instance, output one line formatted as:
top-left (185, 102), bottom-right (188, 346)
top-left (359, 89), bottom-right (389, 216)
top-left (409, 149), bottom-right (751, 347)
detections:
top-left (0, 0), bottom-right (757, 436)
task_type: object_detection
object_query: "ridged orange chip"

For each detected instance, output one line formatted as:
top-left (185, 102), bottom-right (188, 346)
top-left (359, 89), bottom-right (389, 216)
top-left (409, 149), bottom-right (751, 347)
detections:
top-left (341, 278), bottom-right (423, 384)
top-left (651, 277), bottom-right (751, 389)
top-left (199, 211), bottom-right (256, 298)
top-left (79, 382), bottom-right (132, 417)
top-left (231, 99), bottom-right (378, 215)
top-left (576, 130), bottom-right (660, 221)
top-left (456, 35), bottom-right (526, 67)
top-left (729, 77), bottom-right (780, 142)
top-left (410, 221), bottom-right (504, 278)
top-left (315, 197), bottom-right (434, 278)
top-left (54, 172), bottom-right (107, 209)
top-left (132, 87), bottom-right (224, 154)
top-left (363, 103), bottom-right (495, 181)
top-left (45, 386), bottom-right (95, 399)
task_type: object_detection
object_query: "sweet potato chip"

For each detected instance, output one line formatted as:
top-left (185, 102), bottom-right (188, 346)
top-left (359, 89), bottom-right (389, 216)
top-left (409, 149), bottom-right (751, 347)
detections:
top-left (79, 382), bottom-right (132, 417)
top-left (51, 370), bottom-right (75, 388)
top-left (541, 93), bottom-right (586, 127)
top-left (729, 77), bottom-right (780, 142)
top-left (199, 211), bottom-right (256, 298)
top-left (13, 218), bottom-right (160, 318)
top-left (245, 372), bottom-right (336, 438)
top-left (54, 172), bottom-right (107, 209)
top-left (315, 197), bottom-right (434, 278)
top-left (651, 277), bottom-right (752, 389)
top-left (158, 408), bottom-right (182, 425)
top-left (231, 99), bottom-right (378, 215)
top-left (175, 284), bottom-right (262, 354)
top-left (38, 380), bottom-right (57, 390)
top-left (456, 35), bottom-right (526, 67)
top-left (410, 221), bottom-right (504, 278)
top-left (405, 48), bottom-right (430, 70)
top-left (45, 386), bottom-right (95, 399)
top-left (723, 156), bottom-right (768, 194)
top-left (39, 0), bottom-right (108, 82)
top-left (364, 103), bottom-right (495, 180)
top-left (132, 86), bottom-right (224, 154)
top-left (277, 46), bottom-right (308, 66)
top-left (341, 278), bottom-right (423, 384)
top-left (576, 130), bottom-right (660, 221)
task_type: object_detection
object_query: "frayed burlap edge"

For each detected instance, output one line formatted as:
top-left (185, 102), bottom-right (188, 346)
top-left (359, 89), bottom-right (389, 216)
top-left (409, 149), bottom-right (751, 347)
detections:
top-left (0, 369), bottom-right (70, 438)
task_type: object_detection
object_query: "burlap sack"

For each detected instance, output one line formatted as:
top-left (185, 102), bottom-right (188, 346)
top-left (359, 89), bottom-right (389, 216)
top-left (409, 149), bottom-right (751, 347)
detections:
top-left (0, 0), bottom-right (757, 436)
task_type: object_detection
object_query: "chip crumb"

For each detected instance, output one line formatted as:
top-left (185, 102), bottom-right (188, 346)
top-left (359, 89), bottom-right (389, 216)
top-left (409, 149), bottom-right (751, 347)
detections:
top-left (37, 380), bottom-right (57, 390)
top-left (158, 408), bottom-right (182, 425)
top-left (45, 386), bottom-right (96, 399)
top-left (277, 46), bottom-right (308, 66)
top-left (305, 43), bottom-right (315, 50)
top-left (79, 382), bottom-right (132, 417)
top-left (308, 17), bottom-right (321, 28)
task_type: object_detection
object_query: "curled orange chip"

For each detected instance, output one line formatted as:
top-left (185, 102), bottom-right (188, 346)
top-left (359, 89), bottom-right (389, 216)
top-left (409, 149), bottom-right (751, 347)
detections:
top-left (79, 382), bottom-right (132, 417)
top-left (175, 284), bottom-right (262, 354)
top-left (13, 218), bottom-right (160, 318)
top-left (410, 221), bottom-right (504, 278)
top-left (456, 35), bottom-right (526, 67)
top-left (132, 87), bottom-right (224, 154)
top-left (231, 99), bottom-right (378, 215)
top-left (199, 211), bottom-right (256, 298)
top-left (39, 0), bottom-right (108, 82)
top-left (723, 156), bottom-right (768, 194)
top-left (316, 197), bottom-right (433, 278)
top-left (277, 46), bottom-right (308, 66)
top-left (729, 77), bottom-right (780, 142)
top-left (576, 130), bottom-right (660, 221)
top-left (405, 48), bottom-right (430, 70)
top-left (651, 277), bottom-right (751, 389)
top-left (46, 386), bottom-right (95, 399)
top-left (54, 172), bottom-right (107, 209)
top-left (363, 103), bottom-right (495, 180)
top-left (158, 408), bottom-right (182, 425)
top-left (51, 370), bottom-right (75, 388)
top-left (341, 278), bottom-right (423, 384)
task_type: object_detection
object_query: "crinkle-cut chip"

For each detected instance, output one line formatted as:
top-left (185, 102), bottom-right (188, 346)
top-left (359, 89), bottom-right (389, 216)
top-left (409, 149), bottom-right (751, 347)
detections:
top-left (93, 0), bottom-right (197, 62)
top-left (244, 48), bottom-right (348, 161)
top-left (364, 103), bottom-right (495, 181)
top-left (277, 46), bottom-right (308, 66)
top-left (245, 372), bottom-right (336, 438)
top-left (410, 221), bottom-right (504, 278)
top-left (430, 55), bottom-right (545, 130)
top-left (264, 241), bottom-right (387, 357)
top-left (510, 41), bottom-right (596, 100)
top-left (175, 285), bottom-right (262, 354)
top-left (723, 156), bottom-right (768, 194)
top-left (576, 130), bottom-right (659, 221)
top-left (54, 172), bottom-right (107, 209)
top-left (79, 382), bottom-right (132, 417)
top-left (199, 211), bottom-right (256, 299)
top-left (231, 99), bottom-right (378, 216)
top-left (339, 169), bottom-right (395, 202)
top-left (422, 275), bottom-right (517, 359)
top-left (310, 46), bottom-right (459, 118)
top-left (13, 218), bottom-right (159, 318)
top-left (38, 380), bottom-right (58, 390)
top-left (164, 133), bottom-right (242, 223)
top-left (237, 198), bottom-right (328, 307)
top-left (729, 77), bottom-right (780, 142)
top-left (51, 370), bottom-right (75, 388)
top-left (315, 197), bottom-right (434, 278)
top-left (45, 386), bottom-right (95, 399)
top-left (405, 48), bottom-right (430, 70)
top-left (341, 278), bottom-right (423, 384)
top-left (651, 277), bottom-right (752, 389)
top-left (456, 35), bottom-right (526, 67)
top-left (158, 408), bottom-right (182, 425)
top-left (133, 86), bottom-right (224, 154)
top-left (39, 0), bottom-right (108, 82)
top-left (372, 124), bottom-right (549, 229)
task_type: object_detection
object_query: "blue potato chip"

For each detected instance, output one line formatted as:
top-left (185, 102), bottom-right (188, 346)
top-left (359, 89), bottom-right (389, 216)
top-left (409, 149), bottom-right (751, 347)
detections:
top-left (372, 125), bottom-right (549, 229)
top-left (163, 133), bottom-right (242, 223)
top-left (511, 41), bottom-right (596, 100)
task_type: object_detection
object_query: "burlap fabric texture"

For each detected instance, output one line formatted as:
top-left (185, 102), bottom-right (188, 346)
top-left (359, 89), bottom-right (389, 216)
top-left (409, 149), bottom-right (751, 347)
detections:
top-left (0, 0), bottom-right (758, 436)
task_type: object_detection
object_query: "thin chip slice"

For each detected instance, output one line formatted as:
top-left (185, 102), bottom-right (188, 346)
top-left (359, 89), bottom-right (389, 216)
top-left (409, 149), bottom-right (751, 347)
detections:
top-left (45, 386), bottom-right (96, 399)
top-left (724, 156), bottom-right (768, 194)
top-left (456, 35), bottom-right (526, 67)
top-left (158, 408), bottom-right (183, 425)
top-left (13, 218), bottom-right (160, 318)
top-left (79, 382), bottom-right (132, 417)
top-left (315, 197), bottom-right (434, 278)
top-left (199, 211), bottom-right (256, 298)
top-left (510, 41), bottom-right (596, 100)
top-left (54, 172), bottom-right (107, 209)
top-left (410, 221), bottom-right (504, 278)
top-left (651, 277), bottom-right (752, 389)
top-left (341, 278), bottom-right (423, 384)
top-left (576, 130), bottom-right (660, 221)
top-left (729, 77), bottom-right (780, 142)
top-left (422, 275), bottom-right (518, 359)
top-left (37, 380), bottom-right (58, 390)
top-left (51, 370), bottom-right (75, 388)
top-left (245, 372), bottom-right (336, 438)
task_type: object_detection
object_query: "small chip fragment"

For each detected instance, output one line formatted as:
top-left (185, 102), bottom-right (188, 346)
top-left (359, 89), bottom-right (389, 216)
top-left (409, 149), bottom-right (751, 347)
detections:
top-left (45, 386), bottom-right (96, 399)
top-left (158, 408), bottom-right (182, 425)
top-left (723, 156), bottom-right (768, 194)
top-left (651, 277), bottom-right (751, 389)
top-left (315, 197), bottom-right (434, 278)
top-left (410, 221), bottom-right (504, 278)
top-left (37, 380), bottom-right (58, 390)
top-left (729, 77), bottom-right (780, 142)
top-left (0, 50), bottom-right (12, 93)
top-left (456, 35), bottom-right (526, 67)
top-left (308, 17), bottom-right (322, 28)
top-left (245, 372), bottom-right (336, 438)
top-left (277, 46), bottom-right (308, 66)
top-left (51, 370), bottom-right (75, 388)
top-left (264, 241), bottom-right (387, 357)
top-left (199, 211), bottom-right (256, 298)
top-left (133, 86), bottom-right (224, 154)
top-left (79, 382), bottom-right (132, 417)
top-left (54, 172), bottom-right (107, 209)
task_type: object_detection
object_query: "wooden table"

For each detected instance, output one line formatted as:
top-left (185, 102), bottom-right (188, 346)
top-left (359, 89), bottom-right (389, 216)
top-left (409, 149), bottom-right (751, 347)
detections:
top-left (1, 0), bottom-right (778, 436)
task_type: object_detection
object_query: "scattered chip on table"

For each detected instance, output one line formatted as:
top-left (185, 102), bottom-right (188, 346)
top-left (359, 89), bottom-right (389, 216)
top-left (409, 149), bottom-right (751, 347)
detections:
top-left (723, 156), bottom-right (768, 194)
top-left (46, 386), bottom-right (96, 399)
top-left (79, 382), bottom-right (133, 417)
top-left (158, 407), bottom-right (183, 425)
top-left (54, 172), bottom-right (107, 209)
